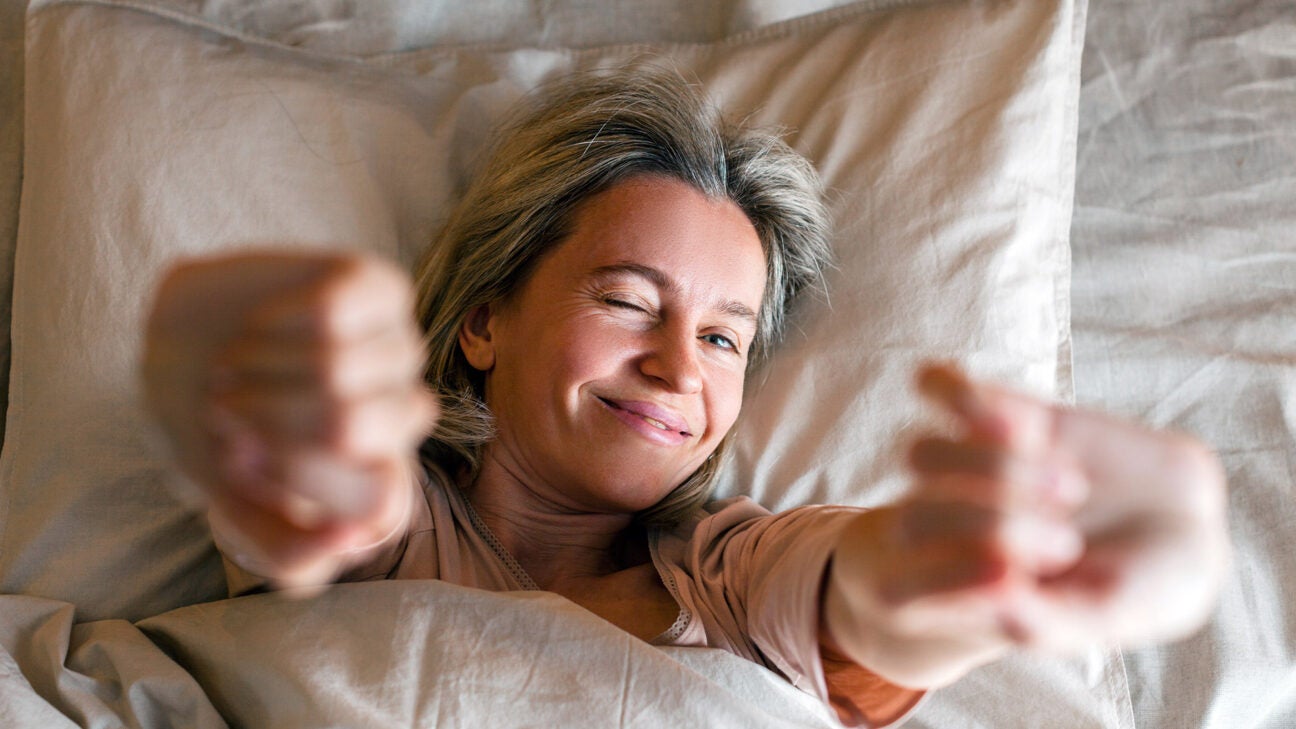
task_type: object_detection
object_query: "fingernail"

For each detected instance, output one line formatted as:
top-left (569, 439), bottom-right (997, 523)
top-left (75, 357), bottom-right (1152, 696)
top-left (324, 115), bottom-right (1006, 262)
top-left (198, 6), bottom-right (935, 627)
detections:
top-left (1040, 522), bottom-right (1083, 564)
top-left (1009, 516), bottom-right (1084, 564)
top-left (917, 366), bottom-right (1011, 438)
top-left (1045, 467), bottom-right (1089, 508)
top-left (916, 364), bottom-right (960, 400)
top-left (209, 407), bottom-right (270, 486)
top-left (1046, 524), bottom-right (1084, 563)
top-left (283, 492), bottom-right (330, 530)
top-left (998, 611), bottom-right (1034, 644)
top-left (289, 455), bottom-right (379, 518)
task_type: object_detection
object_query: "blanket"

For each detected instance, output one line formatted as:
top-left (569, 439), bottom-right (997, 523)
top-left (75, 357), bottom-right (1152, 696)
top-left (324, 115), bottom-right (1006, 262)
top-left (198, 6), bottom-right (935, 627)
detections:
top-left (1, 581), bottom-right (844, 728)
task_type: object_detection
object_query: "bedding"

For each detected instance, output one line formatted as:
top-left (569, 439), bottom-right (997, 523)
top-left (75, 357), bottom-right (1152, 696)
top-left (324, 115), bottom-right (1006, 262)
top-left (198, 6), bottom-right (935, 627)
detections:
top-left (0, 0), bottom-right (22, 446)
top-left (2, 582), bottom-right (844, 728)
top-left (3, 0), bottom-right (1079, 618)
top-left (1070, 1), bottom-right (1296, 726)
top-left (3, 0), bottom-right (1093, 724)
top-left (0, 0), bottom-right (1289, 726)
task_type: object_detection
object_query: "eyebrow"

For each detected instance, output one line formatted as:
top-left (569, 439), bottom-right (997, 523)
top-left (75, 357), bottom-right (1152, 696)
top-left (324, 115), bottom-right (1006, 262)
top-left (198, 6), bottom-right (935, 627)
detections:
top-left (589, 262), bottom-right (759, 327)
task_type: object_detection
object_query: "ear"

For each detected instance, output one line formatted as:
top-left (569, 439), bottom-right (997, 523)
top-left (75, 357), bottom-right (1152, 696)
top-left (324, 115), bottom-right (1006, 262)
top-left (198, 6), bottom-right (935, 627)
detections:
top-left (458, 303), bottom-right (497, 371)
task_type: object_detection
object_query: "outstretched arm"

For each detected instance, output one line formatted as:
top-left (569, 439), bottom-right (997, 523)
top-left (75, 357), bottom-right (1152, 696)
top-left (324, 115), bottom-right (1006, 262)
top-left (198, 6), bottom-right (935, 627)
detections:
top-left (821, 363), bottom-right (1229, 691)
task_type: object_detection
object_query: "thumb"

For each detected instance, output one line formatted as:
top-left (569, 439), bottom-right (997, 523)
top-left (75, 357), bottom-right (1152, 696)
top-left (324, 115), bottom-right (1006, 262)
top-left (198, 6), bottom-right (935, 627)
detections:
top-left (915, 362), bottom-right (1055, 452)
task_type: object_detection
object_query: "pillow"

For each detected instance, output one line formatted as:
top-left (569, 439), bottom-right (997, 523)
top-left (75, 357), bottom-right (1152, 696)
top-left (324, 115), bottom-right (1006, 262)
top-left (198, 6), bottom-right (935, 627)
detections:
top-left (7, 0), bottom-right (1077, 624)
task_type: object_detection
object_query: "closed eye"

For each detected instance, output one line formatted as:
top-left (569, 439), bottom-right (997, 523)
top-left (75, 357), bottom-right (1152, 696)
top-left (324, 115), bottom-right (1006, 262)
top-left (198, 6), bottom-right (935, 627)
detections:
top-left (602, 296), bottom-right (648, 313)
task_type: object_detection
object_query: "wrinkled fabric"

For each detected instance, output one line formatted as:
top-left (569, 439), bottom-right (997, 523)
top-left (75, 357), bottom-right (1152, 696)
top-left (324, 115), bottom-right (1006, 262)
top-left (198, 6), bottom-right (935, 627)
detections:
top-left (0, 595), bottom-right (226, 729)
top-left (0, 587), bottom-right (841, 728)
top-left (1071, 1), bottom-right (1296, 728)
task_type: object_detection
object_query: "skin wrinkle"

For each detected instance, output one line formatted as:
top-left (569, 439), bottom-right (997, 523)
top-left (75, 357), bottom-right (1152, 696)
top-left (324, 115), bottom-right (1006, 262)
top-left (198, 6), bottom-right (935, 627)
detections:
top-left (587, 262), bottom-right (760, 337)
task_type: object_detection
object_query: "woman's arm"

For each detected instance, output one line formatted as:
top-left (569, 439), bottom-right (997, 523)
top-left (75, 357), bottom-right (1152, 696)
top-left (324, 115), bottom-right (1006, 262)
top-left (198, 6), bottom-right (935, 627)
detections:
top-left (142, 251), bottom-right (438, 592)
top-left (821, 364), bottom-right (1229, 691)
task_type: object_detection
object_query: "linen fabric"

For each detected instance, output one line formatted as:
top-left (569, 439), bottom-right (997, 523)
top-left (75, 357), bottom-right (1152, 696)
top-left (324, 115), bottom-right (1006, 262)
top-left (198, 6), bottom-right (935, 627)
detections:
top-left (0, 585), bottom-right (846, 729)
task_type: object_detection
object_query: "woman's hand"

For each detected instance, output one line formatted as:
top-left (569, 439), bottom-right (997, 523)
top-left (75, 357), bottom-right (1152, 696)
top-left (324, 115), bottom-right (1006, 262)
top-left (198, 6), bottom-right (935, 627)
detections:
top-left (823, 363), bottom-right (1230, 688)
top-left (142, 251), bottom-right (439, 591)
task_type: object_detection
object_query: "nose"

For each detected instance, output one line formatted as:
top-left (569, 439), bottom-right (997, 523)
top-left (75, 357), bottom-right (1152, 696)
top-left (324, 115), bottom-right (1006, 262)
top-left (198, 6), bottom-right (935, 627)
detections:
top-left (640, 325), bottom-right (703, 395)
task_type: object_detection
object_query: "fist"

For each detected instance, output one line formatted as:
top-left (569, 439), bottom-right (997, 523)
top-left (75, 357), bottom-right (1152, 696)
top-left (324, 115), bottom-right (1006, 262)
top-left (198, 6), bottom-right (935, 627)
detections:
top-left (142, 250), bottom-right (439, 589)
top-left (902, 364), bottom-right (1229, 651)
top-left (826, 363), bottom-right (1230, 688)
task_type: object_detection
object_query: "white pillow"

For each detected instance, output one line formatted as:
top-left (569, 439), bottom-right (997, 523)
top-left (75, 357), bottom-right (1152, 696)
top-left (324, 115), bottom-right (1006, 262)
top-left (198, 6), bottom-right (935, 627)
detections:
top-left (5, 0), bottom-right (1078, 624)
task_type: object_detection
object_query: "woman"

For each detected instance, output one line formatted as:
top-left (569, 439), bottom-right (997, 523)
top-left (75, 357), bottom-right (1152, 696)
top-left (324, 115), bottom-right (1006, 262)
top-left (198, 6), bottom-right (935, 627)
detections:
top-left (143, 68), bottom-right (1229, 726)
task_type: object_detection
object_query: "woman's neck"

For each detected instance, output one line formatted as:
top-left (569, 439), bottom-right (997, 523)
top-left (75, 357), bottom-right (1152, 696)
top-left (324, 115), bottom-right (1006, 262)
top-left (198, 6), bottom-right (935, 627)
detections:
top-left (462, 456), bottom-right (639, 591)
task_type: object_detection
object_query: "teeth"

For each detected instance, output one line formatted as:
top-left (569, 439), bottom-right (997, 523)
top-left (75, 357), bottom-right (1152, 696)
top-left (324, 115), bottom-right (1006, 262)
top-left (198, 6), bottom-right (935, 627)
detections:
top-left (642, 416), bottom-right (669, 430)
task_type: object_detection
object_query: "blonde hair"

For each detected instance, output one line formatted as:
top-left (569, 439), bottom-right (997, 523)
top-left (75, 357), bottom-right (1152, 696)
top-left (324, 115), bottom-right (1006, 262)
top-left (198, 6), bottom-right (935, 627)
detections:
top-left (415, 65), bottom-right (831, 527)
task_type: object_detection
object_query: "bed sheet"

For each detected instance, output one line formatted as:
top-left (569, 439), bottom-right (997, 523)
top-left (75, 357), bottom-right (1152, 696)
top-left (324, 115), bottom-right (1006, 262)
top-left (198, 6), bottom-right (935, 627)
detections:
top-left (0, 0), bottom-right (1292, 727)
top-left (1071, 0), bottom-right (1296, 727)
top-left (0, 0), bottom-right (25, 447)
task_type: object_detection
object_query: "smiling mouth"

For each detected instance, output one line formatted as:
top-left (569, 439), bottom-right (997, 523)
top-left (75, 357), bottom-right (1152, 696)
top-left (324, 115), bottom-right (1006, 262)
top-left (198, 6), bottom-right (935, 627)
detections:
top-left (598, 397), bottom-right (692, 437)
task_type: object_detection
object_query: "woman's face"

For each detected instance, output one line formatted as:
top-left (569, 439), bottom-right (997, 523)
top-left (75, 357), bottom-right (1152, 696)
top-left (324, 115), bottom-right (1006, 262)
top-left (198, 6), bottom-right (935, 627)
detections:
top-left (461, 175), bottom-right (767, 514)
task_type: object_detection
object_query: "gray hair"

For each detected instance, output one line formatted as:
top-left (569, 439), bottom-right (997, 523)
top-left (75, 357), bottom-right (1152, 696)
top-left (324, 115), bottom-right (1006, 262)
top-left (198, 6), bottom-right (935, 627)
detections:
top-left (415, 65), bottom-right (831, 527)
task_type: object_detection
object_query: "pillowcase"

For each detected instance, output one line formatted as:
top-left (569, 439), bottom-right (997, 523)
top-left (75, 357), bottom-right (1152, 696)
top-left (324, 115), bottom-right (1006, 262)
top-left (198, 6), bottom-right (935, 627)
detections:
top-left (5, 0), bottom-right (1078, 624)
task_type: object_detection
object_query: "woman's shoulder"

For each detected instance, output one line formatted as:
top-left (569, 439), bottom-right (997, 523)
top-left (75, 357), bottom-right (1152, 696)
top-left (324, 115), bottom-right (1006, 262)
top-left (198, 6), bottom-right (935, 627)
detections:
top-left (670, 496), bottom-right (862, 535)
top-left (700, 495), bottom-right (768, 515)
top-left (651, 497), bottom-right (865, 571)
top-left (416, 460), bottom-right (464, 512)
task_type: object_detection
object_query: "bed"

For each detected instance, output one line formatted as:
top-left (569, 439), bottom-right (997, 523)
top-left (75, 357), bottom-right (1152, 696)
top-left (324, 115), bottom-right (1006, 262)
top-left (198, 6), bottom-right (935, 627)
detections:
top-left (0, 0), bottom-right (1291, 726)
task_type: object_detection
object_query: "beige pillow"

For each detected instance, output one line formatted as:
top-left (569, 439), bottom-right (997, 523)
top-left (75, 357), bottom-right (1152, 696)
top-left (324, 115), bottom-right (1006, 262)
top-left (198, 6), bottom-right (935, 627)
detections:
top-left (5, 0), bottom-right (1077, 625)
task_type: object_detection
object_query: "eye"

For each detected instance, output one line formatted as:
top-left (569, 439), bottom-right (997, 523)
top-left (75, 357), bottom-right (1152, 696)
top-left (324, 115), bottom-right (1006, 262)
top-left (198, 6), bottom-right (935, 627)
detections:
top-left (700, 333), bottom-right (739, 352)
top-left (601, 295), bottom-right (647, 313)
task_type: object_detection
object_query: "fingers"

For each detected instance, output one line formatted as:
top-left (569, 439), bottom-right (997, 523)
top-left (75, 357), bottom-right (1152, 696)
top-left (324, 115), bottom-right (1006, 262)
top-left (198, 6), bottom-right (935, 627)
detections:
top-left (241, 255), bottom-right (417, 343)
top-left (210, 257), bottom-right (427, 415)
top-left (916, 362), bottom-right (1057, 453)
top-left (148, 250), bottom-right (430, 595)
top-left (204, 254), bottom-right (437, 459)
top-left (847, 502), bottom-right (1087, 670)
top-left (908, 362), bottom-right (1090, 569)
top-left (908, 437), bottom-right (1089, 512)
top-left (206, 384), bottom-right (435, 524)
top-left (873, 538), bottom-right (1010, 608)
top-left (208, 455), bottom-right (417, 590)
top-left (215, 323), bottom-right (426, 397)
top-left (999, 515), bottom-right (1226, 653)
top-left (210, 383), bottom-right (437, 457)
top-left (904, 366), bottom-right (1088, 595)
top-left (207, 416), bottom-right (381, 524)
top-left (889, 498), bottom-right (1084, 579)
top-left (902, 361), bottom-right (1229, 655)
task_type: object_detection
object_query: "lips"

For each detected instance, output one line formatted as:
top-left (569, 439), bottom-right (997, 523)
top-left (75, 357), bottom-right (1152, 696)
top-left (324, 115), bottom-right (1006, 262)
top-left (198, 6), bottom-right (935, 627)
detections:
top-left (597, 396), bottom-right (692, 438)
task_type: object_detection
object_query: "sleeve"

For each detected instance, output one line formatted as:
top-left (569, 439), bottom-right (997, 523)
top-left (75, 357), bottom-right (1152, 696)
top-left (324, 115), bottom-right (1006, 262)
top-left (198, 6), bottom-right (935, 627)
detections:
top-left (652, 499), bottom-right (926, 727)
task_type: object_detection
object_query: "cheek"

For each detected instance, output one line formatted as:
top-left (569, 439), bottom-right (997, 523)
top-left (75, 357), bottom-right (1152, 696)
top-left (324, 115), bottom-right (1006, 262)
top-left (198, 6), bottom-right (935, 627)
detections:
top-left (706, 373), bottom-right (746, 439)
top-left (546, 320), bottom-right (637, 386)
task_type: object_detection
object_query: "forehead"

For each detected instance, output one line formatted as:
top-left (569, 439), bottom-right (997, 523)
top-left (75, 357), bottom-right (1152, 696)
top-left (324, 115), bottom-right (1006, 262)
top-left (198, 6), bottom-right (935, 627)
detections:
top-left (545, 176), bottom-right (767, 311)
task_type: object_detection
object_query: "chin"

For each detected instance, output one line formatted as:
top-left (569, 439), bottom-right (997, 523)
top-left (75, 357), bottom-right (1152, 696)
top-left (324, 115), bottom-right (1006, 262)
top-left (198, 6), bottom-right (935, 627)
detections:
top-left (606, 484), bottom-right (679, 514)
top-left (578, 468), bottom-right (687, 514)
top-left (569, 441), bottom-right (708, 502)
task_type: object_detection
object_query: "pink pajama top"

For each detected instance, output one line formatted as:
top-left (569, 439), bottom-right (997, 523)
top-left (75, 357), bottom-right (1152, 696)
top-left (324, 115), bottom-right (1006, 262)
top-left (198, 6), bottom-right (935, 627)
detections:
top-left (223, 466), bottom-right (926, 726)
